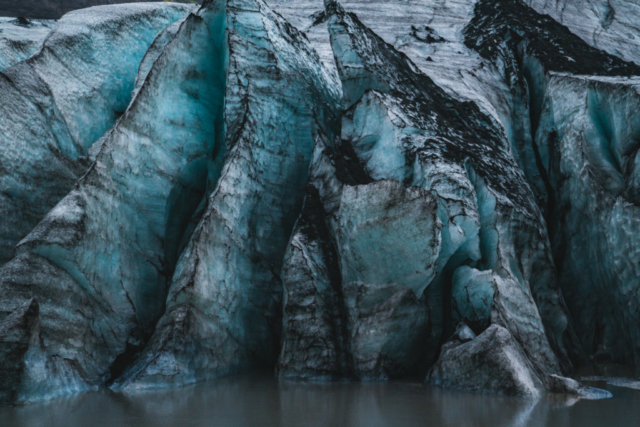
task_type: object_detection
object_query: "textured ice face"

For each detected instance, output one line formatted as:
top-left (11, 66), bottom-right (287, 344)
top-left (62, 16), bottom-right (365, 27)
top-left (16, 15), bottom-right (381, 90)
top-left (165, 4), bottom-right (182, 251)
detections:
top-left (531, 74), bottom-right (640, 368)
top-left (278, 0), bottom-right (577, 386)
top-left (0, 4), bottom-right (194, 266)
top-left (462, 0), bottom-right (640, 373)
top-left (0, 2), bottom-right (221, 403)
top-left (1, 0), bottom-right (640, 403)
top-left (278, 137), bottom-right (442, 379)
top-left (337, 181), bottom-right (441, 377)
top-left (451, 266), bottom-right (495, 330)
top-left (112, 0), bottom-right (341, 390)
top-left (526, 0), bottom-right (640, 66)
top-left (266, 0), bottom-right (517, 140)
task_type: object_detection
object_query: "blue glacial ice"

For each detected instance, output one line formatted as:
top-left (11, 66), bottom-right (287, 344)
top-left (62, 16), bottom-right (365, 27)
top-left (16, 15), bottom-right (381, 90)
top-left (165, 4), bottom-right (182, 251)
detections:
top-left (111, 0), bottom-right (341, 390)
top-left (0, 1), bottom-right (221, 403)
top-left (2, 0), bottom-right (640, 403)
top-left (278, 1), bottom-right (579, 392)
top-left (0, 18), bottom-right (55, 71)
top-left (0, 3), bottom-right (194, 266)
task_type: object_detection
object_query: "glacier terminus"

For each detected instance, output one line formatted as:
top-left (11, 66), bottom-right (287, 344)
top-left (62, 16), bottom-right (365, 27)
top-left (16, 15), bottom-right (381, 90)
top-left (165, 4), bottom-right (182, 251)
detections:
top-left (1, 0), bottom-right (640, 411)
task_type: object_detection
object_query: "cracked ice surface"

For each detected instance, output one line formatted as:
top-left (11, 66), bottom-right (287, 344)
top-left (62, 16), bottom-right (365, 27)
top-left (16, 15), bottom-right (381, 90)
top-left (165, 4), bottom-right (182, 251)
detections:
top-left (278, 0), bottom-right (578, 386)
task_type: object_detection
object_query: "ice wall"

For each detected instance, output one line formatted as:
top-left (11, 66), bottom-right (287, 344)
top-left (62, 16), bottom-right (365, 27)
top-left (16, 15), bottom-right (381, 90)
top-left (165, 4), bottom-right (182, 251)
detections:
top-left (113, 0), bottom-right (341, 390)
top-left (0, 4), bottom-right (194, 265)
top-left (0, 2), bottom-right (221, 403)
top-left (278, 1), bottom-right (584, 394)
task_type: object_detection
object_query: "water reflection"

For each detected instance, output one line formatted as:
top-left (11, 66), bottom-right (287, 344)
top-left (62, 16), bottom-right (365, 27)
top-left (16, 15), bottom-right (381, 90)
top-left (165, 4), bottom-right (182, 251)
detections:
top-left (2, 374), bottom-right (638, 427)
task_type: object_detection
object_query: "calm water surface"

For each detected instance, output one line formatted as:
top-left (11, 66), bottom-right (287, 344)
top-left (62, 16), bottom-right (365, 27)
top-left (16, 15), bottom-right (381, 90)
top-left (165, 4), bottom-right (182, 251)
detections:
top-left (1, 374), bottom-right (638, 427)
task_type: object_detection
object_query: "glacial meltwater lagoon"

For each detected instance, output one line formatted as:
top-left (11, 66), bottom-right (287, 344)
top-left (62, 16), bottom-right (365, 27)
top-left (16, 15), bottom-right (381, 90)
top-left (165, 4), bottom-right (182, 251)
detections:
top-left (1, 374), bottom-right (638, 427)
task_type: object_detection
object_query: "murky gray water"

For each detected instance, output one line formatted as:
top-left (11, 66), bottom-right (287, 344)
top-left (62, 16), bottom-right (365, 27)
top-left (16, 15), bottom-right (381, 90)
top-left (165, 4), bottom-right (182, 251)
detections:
top-left (1, 374), bottom-right (639, 427)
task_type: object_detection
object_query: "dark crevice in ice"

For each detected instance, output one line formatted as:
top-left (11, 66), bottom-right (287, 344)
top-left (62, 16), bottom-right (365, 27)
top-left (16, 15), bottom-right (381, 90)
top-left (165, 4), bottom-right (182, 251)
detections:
top-left (464, 0), bottom-right (640, 77)
top-left (106, 342), bottom-right (143, 386)
top-left (521, 57), bottom-right (557, 223)
top-left (298, 186), bottom-right (354, 377)
top-left (331, 140), bottom-right (374, 186)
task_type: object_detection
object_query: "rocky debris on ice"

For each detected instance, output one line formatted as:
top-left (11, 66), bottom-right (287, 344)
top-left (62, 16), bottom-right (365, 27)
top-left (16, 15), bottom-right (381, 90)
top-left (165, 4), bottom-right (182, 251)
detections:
top-left (428, 324), bottom-right (611, 399)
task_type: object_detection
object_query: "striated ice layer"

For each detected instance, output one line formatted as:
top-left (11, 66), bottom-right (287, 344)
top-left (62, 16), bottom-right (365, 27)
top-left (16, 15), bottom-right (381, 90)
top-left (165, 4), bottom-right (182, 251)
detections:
top-left (112, 0), bottom-right (341, 390)
top-left (0, 3), bottom-right (193, 266)
top-left (0, 18), bottom-right (55, 71)
top-left (0, 2), bottom-right (223, 403)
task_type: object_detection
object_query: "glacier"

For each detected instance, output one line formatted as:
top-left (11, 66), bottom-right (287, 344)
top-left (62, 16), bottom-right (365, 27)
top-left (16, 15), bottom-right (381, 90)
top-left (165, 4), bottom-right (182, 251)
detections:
top-left (1, 0), bottom-right (640, 405)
